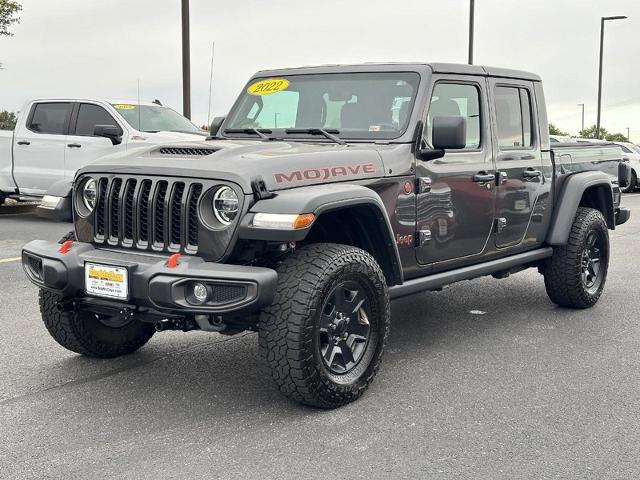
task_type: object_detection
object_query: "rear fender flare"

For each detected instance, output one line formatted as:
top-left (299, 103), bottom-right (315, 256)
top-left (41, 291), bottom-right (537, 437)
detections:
top-left (547, 171), bottom-right (614, 245)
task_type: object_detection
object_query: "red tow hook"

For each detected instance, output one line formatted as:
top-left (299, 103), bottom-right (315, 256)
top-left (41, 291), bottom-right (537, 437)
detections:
top-left (166, 253), bottom-right (181, 268)
top-left (59, 240), bottom-right (74, 254)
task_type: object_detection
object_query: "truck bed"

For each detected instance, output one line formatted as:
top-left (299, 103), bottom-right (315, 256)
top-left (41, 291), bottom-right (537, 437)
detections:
top-left (551, 142), bottom-right (622, 181)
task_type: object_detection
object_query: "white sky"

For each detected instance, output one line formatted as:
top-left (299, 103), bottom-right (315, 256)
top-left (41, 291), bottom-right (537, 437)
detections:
top-left (0, 0), bottom-right (638, 139)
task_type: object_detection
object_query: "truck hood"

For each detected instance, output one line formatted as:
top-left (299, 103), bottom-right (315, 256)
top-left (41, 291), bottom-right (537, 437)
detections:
top-left (78, 140), bottom-right (387, 193)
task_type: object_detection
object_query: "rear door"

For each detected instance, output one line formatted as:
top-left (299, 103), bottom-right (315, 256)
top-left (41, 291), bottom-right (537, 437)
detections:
top-left (416, 75), bottom-right (496, 267)
top-left (12, 102), bottom-right (72, 195)
top-left (65, 102), bottom-right (125, 178)
top-left (490, 80), bottom-right (544, 249)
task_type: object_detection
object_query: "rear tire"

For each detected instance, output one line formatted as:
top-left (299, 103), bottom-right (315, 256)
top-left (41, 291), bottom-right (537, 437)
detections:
top-left (258, 243), bottom-right (390, 408)
top-left (543, 207), bottom-right (609, 308)
top-left (622, 171), bottom-right (637, 193)
top-left (39, 290), bottom-right (155, 358)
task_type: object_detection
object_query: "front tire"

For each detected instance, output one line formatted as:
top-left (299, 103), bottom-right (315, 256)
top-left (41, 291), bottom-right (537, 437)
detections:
top-left (543, 207), bottom-right (609, 308)
top-left (622, 171), bottom-right (637, 193)
top-left (39, 290), bottom-right (155, 358)
top-left (258, 243), bottom-right (390, 408)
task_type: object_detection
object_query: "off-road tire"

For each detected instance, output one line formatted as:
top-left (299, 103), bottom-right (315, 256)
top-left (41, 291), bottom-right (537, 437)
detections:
top-left (543, 207), bottom-right (609, 308)
top-left (58, 231), bottom-right (76, 244)
top-left (258, 243), bottom-right (390, 408)
top-left (39, 290), bottom-right (155, 358)
top-left (622, 171), bottom-right (637, 193)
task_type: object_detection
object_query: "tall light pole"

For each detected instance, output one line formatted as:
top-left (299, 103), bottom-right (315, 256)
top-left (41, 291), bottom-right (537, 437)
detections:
top-left (468, 0), bottom-right (475, 64)
top-left (577, 103), bottom-right (585, 132)
top-left (181, 0), bottom-right (191, 120)
top-left (627, 127), bottom-right (630, 142)
top-left (596, 15), bottom-right (626, 139)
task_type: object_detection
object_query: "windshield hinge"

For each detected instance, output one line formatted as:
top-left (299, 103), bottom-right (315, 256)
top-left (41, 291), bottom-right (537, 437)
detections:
top-left (251, 176), bottom-right (275, 201)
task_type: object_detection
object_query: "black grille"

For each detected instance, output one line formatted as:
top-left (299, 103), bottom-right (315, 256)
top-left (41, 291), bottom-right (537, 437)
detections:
top-left (210, 284), bottom-right (247, 304)
top-left (158, 147), bottom-right (216, 156)
top-left (93, 176), bottom-right (204, 253)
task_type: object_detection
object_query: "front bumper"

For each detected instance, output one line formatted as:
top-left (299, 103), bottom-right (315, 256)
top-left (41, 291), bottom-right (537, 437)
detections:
top-left (22, 240), bottom-right (277, 315)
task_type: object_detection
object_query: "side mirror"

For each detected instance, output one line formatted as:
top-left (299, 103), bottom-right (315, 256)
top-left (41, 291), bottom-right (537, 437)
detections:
top-left (210, 116), bottom-right (226, 137)
top-left (432, 116), bottom-right (467, 150)
top-left (618, 161), bottom-right (632, 189)
top-left (94, 125), bottom-right (122, 145)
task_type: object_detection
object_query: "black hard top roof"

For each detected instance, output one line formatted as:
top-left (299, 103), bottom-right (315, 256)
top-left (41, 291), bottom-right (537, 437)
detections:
top-left (255, 62), bottom-right (541, 82)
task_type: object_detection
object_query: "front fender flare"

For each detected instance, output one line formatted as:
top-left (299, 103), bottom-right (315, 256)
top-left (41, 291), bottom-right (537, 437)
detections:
top-left (239, 184), bottom-right (402, 284)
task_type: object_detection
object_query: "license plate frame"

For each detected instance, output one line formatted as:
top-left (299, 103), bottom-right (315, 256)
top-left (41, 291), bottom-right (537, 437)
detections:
top-left (84, 262), bottom-right (129, 300)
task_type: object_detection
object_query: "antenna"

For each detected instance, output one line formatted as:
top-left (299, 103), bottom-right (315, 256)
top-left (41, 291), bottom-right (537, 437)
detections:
top-left (137, 79), bottom-right (142, 131)
top-left (207, 41), bottom-right (215, 126)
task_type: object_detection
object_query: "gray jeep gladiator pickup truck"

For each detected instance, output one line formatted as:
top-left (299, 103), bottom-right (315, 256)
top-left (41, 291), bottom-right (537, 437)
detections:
top-left (22, 63), bottom-right (631, 408)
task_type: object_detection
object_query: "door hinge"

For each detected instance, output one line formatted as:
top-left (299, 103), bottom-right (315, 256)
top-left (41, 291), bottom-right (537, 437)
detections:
top-left (416, 177), bottom-right (432, 193)
top-left (495, 217), bottom-right (507, 233)
top-left (417, 229), bottom-right (432, 246)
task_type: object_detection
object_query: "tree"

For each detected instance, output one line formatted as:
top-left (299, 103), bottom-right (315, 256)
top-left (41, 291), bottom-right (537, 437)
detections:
top-left (0, 0), bottom-right (21, 37)
top-left (578, 125), bottom-right (627, 142)
top-left (579, 125), bottom-right (608, 139)
top-left (605, 132), bottom-right (628, 142)
top-left (0, 0), bottom-right (21, 69)
top-left (549, 123), bottom-right (569, 136)
top-left (0, 110), bottom-right (17, 130)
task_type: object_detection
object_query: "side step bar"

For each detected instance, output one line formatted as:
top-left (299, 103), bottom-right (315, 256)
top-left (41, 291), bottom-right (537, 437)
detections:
top-left (389, 248), bottom-right (553, 300)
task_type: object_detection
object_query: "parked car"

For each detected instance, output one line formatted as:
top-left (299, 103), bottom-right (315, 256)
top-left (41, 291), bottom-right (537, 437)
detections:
top-left (0, 99), bottom-right (206, 217)
top-left (613, 142), bottom-right (640, 192)
top-left (22, 62), bottom-right (631, 408)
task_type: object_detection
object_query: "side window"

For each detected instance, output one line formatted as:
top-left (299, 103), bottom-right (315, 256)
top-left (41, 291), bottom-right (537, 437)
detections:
top-left (495, 86), bottom-right (533, 149)
top-left (75, 104), bottom-right (121, 136)
top-left (27, 103), bottom-right (72, 135)
top-left (620, 145), bottom-right (632, 154)
top-left (427, 83), bottom-right (481, 150)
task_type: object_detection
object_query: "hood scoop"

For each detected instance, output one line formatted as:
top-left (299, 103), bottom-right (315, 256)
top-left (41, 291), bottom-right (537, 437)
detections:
top-left (156, 146), bottom-right (218, 156)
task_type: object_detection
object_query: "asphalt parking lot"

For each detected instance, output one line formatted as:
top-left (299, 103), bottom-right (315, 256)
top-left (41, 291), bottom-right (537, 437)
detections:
top-left (1, 197), bottom-right (640, 480)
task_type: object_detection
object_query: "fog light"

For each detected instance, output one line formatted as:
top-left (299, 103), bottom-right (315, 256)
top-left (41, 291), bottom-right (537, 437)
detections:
top-left (189, 282), bottom-right (209, 305)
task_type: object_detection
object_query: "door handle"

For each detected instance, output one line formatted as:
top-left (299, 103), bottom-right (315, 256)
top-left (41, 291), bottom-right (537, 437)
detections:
top-left (473, 172), bottom-right (495, 183)
top-left (17, 140), bottom-right (30, 145)
top-left (67, 143), bottom-right (82, 148)
top-left (523, 169), bottom-right (541, 178)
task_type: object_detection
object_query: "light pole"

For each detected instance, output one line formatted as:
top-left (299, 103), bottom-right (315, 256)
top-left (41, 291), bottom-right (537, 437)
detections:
top-left (627, 127), bottom-right (630, 142)
top-left (596, 15), bottom-right (626, 139)
top-left (468, 0), bottom-right (475, 64)
top-left (181, 0), bottom-right (191, 119)
top-left (577, 103), bottom-right (585, 132)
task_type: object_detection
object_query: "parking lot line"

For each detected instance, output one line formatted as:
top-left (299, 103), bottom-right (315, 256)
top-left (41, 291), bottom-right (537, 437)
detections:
top-left (0, 257), bottom-right (21, 264)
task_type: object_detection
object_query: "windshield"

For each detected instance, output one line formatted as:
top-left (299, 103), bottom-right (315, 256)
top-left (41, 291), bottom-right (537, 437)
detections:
top-left (225, 72), bottom-right (420, 140)
top-left (112, 104), bottom-right (201, 133)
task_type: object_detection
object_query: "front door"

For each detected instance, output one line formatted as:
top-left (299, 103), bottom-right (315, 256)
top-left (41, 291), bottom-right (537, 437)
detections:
top-left (490, 80), bottom-right (544, 248)
top-left (65, 103), bottom-right (125, 178)
top-left (12, 102), bottom-right (72, 195)
top-left (416, 76), bottom-right (496, 267)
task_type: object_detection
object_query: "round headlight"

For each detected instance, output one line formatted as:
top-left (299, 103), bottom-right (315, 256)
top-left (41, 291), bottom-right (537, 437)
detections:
top-left (82, 178), bottom-right (97, 211)
top-left (213, 186), bottom-right (239, 225)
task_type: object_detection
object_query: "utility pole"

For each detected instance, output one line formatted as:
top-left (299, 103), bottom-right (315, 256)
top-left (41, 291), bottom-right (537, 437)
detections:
top-left (468, 0), bottom-right (475, 65)
top-left (577, 103), bottom-right (585, 132)
top-left (596, 15), bottom-right (626, 139)
top-left (181, 0), bottom-right (191, 119)
top-left (627, 127), bottom-right (630, 142)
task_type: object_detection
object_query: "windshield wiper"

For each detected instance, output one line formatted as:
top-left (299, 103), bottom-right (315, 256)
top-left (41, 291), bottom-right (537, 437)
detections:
top-left (285, 128), bottom-right (345, 145)
top-left (224, 128), bottom-right (273, 139)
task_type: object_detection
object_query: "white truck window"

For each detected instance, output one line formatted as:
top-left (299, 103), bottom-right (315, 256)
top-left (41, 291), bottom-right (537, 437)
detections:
top-left (75, 104), bottom-right (120, 136)
top-left (27, 103), bottom-right (71, 135)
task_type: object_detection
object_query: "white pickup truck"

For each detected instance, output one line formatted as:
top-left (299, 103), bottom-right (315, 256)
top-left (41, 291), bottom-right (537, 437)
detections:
top-left (0, 98), bottom-right (206, 217)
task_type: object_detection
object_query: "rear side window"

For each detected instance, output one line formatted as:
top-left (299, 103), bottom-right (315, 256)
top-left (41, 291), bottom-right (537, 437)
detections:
top-left (75, 104), bottom-right (121, 136)
top-left (28, 103), bottom-right (71, 135)
top-left (495, 86), bottom-right (533, 148)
